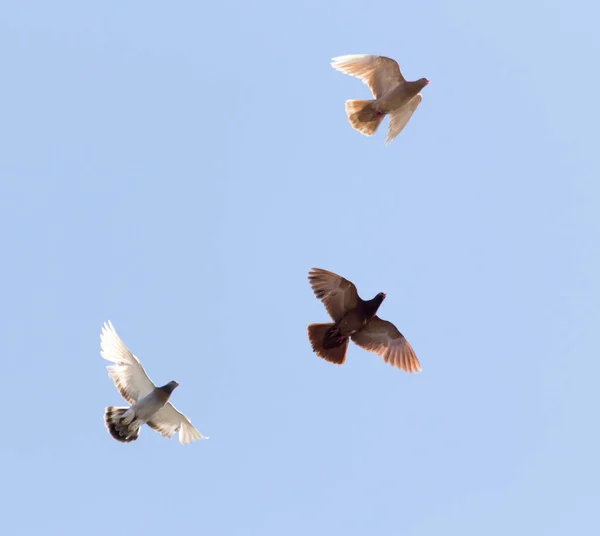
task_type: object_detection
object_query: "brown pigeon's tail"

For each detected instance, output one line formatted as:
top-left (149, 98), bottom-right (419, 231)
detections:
top-left (345, 99), bottom-right (385, 136)
top-left (104, 406), bottom-right (141, 443)
top-left (308, 323), bottom-right (349, 365)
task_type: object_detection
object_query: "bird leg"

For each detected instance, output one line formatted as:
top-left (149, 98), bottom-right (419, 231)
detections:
top-left (329, 326), bottom-right (346, 344)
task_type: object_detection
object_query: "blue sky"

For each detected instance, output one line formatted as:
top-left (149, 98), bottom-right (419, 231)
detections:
top-left (1, 1), bottom-right (599, 534)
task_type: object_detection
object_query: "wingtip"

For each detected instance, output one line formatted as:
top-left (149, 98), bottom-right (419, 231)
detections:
top-left (308, 267), bottom-right (321, 278)
top-left (330, 54), bottom-right (359, 69)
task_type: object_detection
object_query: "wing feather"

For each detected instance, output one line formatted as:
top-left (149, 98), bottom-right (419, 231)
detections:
top-left (351, 316), bottom-right (421, 373)
top-left (331, 54), bottom-right (405, 99)
top-left (100, 321), bottom-right (156, 404)
top-left (147, 403), bottom-right (207, 445)
top-left (386, 94), bottom-right (423, 145)
top-left (308, 268), bottom-right (360, 322)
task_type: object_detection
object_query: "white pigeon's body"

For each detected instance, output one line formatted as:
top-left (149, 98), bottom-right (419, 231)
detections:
top-left (100, 321), bottom-right (207, 445)
top-left (331, 54), bottom-right (429, 144)
top-left (119, 389), bottom-right (171, 423)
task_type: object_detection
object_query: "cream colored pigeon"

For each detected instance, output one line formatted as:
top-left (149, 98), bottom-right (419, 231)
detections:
top-left (331, 54), bottom-right (429, 144)
top-left (100, 321), bottom-right (207, 444)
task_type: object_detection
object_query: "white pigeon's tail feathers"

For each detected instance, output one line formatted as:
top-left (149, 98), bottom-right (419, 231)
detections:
top-left (105, 406), bottom-right (140, 443)
top-left (345, 100), bottom-right (385, 136)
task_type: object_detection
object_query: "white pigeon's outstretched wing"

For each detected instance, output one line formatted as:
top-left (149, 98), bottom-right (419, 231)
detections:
top-left (147, 403), bottom-right (207, 445)
top-left (100, 321), bottom-right (156, 404)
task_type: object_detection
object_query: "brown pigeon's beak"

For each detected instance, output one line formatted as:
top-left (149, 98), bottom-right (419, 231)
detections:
top-left (174, 381), bottom-right (180, 387)
top-left (382, 293), bottom-right (387, 299)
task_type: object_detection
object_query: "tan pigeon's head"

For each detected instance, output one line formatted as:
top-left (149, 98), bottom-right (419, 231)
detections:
top-left (407, 77), bottom-right (429, 95)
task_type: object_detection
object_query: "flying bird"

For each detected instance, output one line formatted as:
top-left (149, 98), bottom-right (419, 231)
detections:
top-left (307, 268), bottom-right (421, 372)
top-left (330, 54), bottom-right (429, 144)
top-left (100, 321), bottom-right (207, 444)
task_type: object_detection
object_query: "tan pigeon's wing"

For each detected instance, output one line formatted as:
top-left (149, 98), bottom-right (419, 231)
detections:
top-left (308, 268), bottom-right (360, 323)
top-left (147, 403), bottom-right (207, 444)
top-left (100, 321), bottom-right (156, 404)
top-left (331, 54), bottom-right (405, 99)
top-left (386, 94), bottom-right (423, 145)
top-left (351, 316), bottom-right (421, 373)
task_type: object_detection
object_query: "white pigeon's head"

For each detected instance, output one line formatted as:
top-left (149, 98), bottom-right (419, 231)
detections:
top-left (160, 380), bottom-right (180, 395)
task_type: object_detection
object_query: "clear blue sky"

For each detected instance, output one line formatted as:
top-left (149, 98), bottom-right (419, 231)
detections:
top-left (1, 1), bottom-right (598, 534)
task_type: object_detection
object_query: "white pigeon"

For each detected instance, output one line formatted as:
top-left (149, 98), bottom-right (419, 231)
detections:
top-left (100, 321), bottom-right (207, 445)
top-left (331, 54), bottom-right (429, 144)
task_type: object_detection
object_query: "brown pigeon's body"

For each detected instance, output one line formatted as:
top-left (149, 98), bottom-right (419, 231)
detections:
top-left (307, 268), bottom-right (421, 372)
top-left (331, 54), bottom-right (429, 144)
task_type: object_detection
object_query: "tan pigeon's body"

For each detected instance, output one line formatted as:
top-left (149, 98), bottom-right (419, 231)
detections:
top-left (331, 54), bottom-right (429, 144)
top-left (373, 80), bottom-right (426, 113)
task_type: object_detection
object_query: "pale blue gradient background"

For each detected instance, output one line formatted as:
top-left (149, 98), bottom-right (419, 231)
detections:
top-left (1, 1), bottom-right (598, 535)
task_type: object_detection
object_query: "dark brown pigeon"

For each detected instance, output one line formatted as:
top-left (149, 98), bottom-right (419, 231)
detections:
top-left (307, 268), bottom-right (421, 372)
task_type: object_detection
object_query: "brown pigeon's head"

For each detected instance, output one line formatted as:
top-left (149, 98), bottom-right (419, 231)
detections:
top-left (373, 292), bottom-right (387, 309)
top-left (362, 292), bottom-right (387, 317)
top-left (420, 77), bottom-right (430, 85)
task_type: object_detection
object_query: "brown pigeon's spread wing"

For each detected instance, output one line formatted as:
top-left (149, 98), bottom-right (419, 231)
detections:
top-left (308, 268), bottom-right (360, 322)
top-left (147, 403), bottom-right (206, 445)
top-left (386, 94), bottom-right (423, 145)
top-left (100, 321), bottom-right (156, 404)
top-left (351, 316), bottom-right (421, 373)
top-left (331, 54), bottom-right (405, 99)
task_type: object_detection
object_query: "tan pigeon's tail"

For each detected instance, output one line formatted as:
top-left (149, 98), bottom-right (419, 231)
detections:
top-left (104, 406), bottom-right (141, 443)
top-left (308, 323), bottom-right (349, 365)
top-left (345, 99), bottom-right (385, 136)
